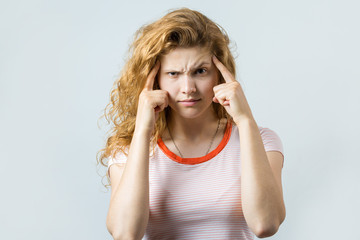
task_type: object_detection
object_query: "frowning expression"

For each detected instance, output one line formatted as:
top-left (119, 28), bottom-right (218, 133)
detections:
top-left (158, 46), bottom-right (219, 119)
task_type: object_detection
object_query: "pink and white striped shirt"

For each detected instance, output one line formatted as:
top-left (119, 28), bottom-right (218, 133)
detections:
top-left (108, 121), bottom-right (284, 239)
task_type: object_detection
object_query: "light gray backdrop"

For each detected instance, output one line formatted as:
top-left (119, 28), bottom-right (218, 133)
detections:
top-left (1, 0), bottom-right (359, 239)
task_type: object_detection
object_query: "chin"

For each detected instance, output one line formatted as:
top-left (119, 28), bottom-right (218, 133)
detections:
top-left (174, 108), bottom-right (211, 119)
top-left (168, 101), bottom-right (214, 119)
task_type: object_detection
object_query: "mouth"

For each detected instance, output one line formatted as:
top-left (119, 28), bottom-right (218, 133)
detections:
top-left (178, 98), bottom-right (201, 106)
top-left (179, 98), bottom-right (200, 102)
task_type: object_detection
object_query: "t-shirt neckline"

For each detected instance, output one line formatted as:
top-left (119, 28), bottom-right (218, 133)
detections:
top-left (157, 120), bottom-right (233, 165)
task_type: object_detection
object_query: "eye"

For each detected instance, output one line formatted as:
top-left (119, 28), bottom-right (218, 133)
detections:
top-left (195, 68), bottom-right (207, 74)
top-left (167, 72), bottom-right (178, 77)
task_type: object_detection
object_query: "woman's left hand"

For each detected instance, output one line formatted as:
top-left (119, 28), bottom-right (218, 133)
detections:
top-left (212, 55), bottom-right (254, 125)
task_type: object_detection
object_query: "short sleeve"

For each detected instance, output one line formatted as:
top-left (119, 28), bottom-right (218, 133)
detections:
top-left (107, 149), bottom-right (128, 176)
top-left (258, 126), bottom-right (285, 165)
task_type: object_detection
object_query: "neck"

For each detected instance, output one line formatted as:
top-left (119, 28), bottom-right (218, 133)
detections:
top-left (166, 108), bottom-right (220, 141)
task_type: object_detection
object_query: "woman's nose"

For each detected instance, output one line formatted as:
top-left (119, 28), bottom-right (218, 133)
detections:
top-left (181, 75), bottom-right (196, 94)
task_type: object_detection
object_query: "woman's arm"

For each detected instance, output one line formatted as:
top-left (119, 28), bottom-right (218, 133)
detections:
top-left (237, 117), bottom-right (286, 238)
top-left (106, 61), bottom-right (168, 240)
top-left (106, 129), bottom-right (152, 240)
top-left (212, 56), bottom-right (285, 238)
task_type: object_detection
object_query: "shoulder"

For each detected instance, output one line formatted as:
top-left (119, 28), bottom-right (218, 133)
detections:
top-left (232, 123), bottom-right (284, 158)
top-left (258, 126), bottom-right (285, 166)
top-left (108, 148), bottom-right (129, 166)
top-left (257, 126), bottom-right (284, 151)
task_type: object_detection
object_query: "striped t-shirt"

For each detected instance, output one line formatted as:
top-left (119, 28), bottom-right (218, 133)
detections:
top-left (108, 121), bottom-right (284, 239)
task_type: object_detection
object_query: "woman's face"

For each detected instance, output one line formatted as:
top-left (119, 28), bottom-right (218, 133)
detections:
top-left (158, 46), bottom-right (219, 119)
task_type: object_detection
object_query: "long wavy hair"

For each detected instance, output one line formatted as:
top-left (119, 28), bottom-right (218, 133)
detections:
top-left (97, 7), bottom-right (237, 189)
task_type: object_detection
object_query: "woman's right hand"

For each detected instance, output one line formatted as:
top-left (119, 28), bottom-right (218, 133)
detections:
top-left (135, 60), bottom-right (168, 133)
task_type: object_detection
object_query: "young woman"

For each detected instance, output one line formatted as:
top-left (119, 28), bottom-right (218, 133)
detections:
top-left (99, 7), bottom-right (285, 240)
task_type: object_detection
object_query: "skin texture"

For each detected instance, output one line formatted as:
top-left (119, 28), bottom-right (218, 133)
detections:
top-left (157, 47), bottom-right (225, 156)
top-left (107, 46), bottom-right (285, 239)
top-left (158, 46), bottom-right (218, 121)
top-left (210, 54), bottom-right (286, 237)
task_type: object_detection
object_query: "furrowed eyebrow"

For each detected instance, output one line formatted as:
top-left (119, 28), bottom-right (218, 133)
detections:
top-left (163, 61), bottom-right (211, 72)
top-left (192, 61), bottom-right (211, 69)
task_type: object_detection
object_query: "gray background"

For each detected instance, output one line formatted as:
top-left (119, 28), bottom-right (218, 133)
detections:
top-left (1, 0), bottom-right (359, 239)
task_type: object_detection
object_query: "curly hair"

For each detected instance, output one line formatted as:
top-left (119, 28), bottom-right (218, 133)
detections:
top-left (97, 7), bottom-right (237, 189)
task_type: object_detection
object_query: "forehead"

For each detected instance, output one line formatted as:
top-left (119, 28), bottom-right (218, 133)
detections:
top-left (160, 46), bottom-right (212, 68)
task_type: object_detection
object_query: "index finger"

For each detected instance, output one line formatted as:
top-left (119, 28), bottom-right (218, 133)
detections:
top-left (212, 55), bottom-right (235, 83)
top-left (144, 60), bottom-right (161, 90)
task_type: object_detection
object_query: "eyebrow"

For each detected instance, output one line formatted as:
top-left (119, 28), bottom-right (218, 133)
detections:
top-left (163, 61), bottom-right (211, 72)
top-left (192, 61), bottom-right (211, 69)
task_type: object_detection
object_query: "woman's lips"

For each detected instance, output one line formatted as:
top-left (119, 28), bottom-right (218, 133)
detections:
top-left (178, 99), bottom-right (200, 106)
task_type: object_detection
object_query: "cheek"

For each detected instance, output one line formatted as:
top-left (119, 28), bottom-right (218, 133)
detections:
top-left (206, 85), bottom-right (216, 96)
top-left (158, 77), bottom-right (169, 91)
top-left (158, 77), bottom-right (176, 98)
top-left (201, 78), bottom-right (218, 93)
top-left (204, 71), bottom-right (220, 89)
top-left (157, 76), bottom-right (164, 89)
